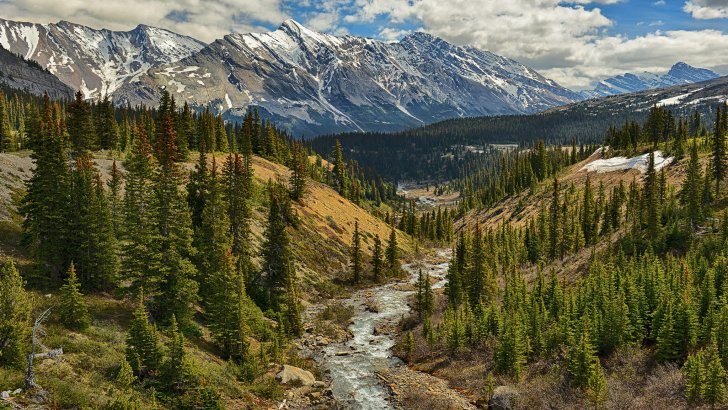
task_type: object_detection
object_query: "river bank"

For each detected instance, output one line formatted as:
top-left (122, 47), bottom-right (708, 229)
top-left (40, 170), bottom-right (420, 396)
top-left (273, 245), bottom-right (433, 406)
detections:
top-left (284, 249), bottom-right (473, 409)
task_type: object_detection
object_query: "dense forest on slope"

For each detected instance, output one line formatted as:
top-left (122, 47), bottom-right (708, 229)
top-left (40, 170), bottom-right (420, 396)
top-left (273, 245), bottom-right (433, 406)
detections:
top-left (393, 102), bottom-right (728, 408)
top-left (310, 76), bottom-right (727, 182)
top-left (0, 88), bottom-right (418, 408)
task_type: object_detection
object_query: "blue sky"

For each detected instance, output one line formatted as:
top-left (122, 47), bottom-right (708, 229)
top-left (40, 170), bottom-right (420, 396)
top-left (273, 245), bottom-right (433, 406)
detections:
top-left (2, 0), bottom-right (727, 89)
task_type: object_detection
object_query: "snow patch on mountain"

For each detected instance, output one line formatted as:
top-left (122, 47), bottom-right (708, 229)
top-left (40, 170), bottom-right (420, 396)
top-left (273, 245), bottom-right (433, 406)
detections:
top-left (582, 150), bottom-right (673, 174)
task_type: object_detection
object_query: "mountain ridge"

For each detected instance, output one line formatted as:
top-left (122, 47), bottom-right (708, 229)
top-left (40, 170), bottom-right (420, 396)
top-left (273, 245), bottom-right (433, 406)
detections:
top-left (579, 61), bottom-right (720, 99)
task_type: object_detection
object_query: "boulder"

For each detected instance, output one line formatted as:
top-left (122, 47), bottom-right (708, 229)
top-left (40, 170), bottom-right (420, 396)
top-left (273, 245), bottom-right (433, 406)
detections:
top-left (489, 386), bottom-right (519, 410)
top-left (276, 365), bottom-right (316, 387)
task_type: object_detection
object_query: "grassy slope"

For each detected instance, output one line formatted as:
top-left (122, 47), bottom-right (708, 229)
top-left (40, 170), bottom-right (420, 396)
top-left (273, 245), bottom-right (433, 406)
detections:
top-left (0, 151), bottom-right (411, 408)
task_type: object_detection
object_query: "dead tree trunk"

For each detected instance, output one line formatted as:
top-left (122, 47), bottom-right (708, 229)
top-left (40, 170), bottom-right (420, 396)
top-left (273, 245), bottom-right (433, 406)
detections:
top-left (25, 307), bottom-right (52, 390)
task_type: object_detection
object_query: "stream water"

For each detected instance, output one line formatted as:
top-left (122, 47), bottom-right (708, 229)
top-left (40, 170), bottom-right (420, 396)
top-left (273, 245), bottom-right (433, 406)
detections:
top-left (316, 249), bottom-right (451, 409)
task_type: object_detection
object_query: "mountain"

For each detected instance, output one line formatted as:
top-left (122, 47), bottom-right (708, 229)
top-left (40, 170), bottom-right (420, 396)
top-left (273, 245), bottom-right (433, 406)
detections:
top-left (114, 19), bottom-right (579, 136)
top-left (0, 46), bottom-right (73, 99)
top-left (0, 18), bottom-right (205, 99)
top-left (579, 62), bottom-right (719, 99)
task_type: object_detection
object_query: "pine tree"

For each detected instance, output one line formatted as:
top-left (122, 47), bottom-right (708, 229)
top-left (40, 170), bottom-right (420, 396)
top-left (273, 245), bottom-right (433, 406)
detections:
top-left (331, 139), bottom-right (347, 197)
top-left (371, 234), bottom-right (383, 282)
top-left (108, 160), bottom-right (123, 236)
top-left (645, 151), bottom-right (660, 238)
top-left (151, 115), bottom-right (198, 326)
top-left (549, 178), bottom-right (561, 259)
top-left (494, 312), bottom-right (528, 380)
top-left (116, 357), bottom-right (136, 389)
top-left (21, 95), bottom-right (69, 282)
top-left (566, 315), bottom-right (602, 389)
top-left (223, 153), bottom-right (253, 284)
top-left (351, 221), bottom-right (362, 284)
top-left (59, 262), bottom-right (91, 330)
top-left (162, 315), bottom-right (195, 392)
top-left (0, 259), bottom-right (31, 368)
top-left (125, 292), bottom-right (164, 378)
top-left (67, 157), bottom-right (118, 290)
top-left (385, 226), bottom-right (399, 276)
top-left (682, 139), bottom-right (704, 225)
top-left (683, 351), bottom-right (704, 404)
top-left (67, 91), bottom-right (96, 154)
top-left (289, 142), bottom-right (307, 200)
top-left (713, 105), bottom-right (726, 196)
top-left (704, 340), bottom-right (726, 405)
top-left (121, 126), bottom-right (158, 295)
top-left (655, 302), bottom-right (681, 362)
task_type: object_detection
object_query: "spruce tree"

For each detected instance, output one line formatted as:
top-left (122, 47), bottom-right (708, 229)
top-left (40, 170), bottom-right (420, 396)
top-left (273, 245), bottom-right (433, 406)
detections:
top-left (566, 315), bottom-right (602, 389)
top-left (59, 262), bottom-right (91, 330)
top-left (125, 292), bottom-right (164, 378)
top-left (683, 351), bottom-right (705, 404)
top-left (223, 153), bottom-right (253, 283)
top-left (371, 234), bottom-right (383, 282)
top-left (289, 142), bottom-right (307, 200)
top-left (351, 221), bottom-right (362, 284)
top-left (704, 340), bottom-right (726, 405)
top-left (162, 315), bottom-right (195, 392)
top-left (713, 105), bottom-right (726, 196)
top-left (682, 139), bottom-right (704, 225)
top-left (0, 259), bottom-right (31, 368)
top-left (385, 226), bottom-right (399, 276)
top-left (21, 95), bottom-right (69, 281)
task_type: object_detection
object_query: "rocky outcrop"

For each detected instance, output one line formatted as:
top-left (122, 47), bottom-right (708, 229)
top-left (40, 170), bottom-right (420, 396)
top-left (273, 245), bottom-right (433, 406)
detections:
top-left (276, 365), bottom-right (316, 387)
top-left (0, 46), bottom-right (73, 100)
top-left (489, 385), bottom-right (520, 410)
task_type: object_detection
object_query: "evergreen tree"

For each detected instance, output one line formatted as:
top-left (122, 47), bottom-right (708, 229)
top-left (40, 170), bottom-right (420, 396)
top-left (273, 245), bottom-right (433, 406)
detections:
top-left (713, 105), bottom-right (726, 196)
top-left (67, 91), bottom-right (96, 154)
top-left (566, 315), bottom-right (602, 389)
top-left (549, 178), bottom-right (561, 259)
top-left (385, 226), bottom-right (399, 276)
top-left (289, 142), bottom-right (307, 200)
top-left (125, 292), bottom-right (164, 378)
top-left (704, 341), bottom-right (726, 405)
top-left (162, 315), bottom-right (195, 392)
top-left (683, 351), bottom-right (704, 404)
top-left (351, 221), bottom-right (362, 284)
top-left (21, 95), bottom-right (69, 281)
top-left (682, 139), bottom-right (704, 225)
top-left (371, 234), bottom-right (383, 282)
top-left (108, 160), bottom-right (123, 236)
top-left (0, 259), bottom-right (31, 368)
top-left (645, 151), bottom-right (660, 238)
top-left (494, 312), bottom-right (529, 380)
top-left (331, 139), bottom-right (347, 196)
top-left (59, 262), bottom-right (91, 330)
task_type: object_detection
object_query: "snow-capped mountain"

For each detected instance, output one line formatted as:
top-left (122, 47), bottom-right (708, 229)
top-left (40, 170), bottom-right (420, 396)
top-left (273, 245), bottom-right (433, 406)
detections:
top-left (579, 62), bottom-right (720, 99)
top-left (115, 20), bottom-right (579, 136)
top-left (0, 18), bottom-right (205, 99)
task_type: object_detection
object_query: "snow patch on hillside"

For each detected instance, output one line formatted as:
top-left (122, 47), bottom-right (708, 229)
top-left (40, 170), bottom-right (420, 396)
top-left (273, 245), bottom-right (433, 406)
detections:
top-left (582, 150), bottom-right (673, 174)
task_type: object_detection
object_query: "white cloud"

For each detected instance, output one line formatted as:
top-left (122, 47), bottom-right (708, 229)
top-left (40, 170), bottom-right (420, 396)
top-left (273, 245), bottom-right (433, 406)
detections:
top-left (341, 0), bottom-right (728, 89)
top-left (378, 27), bottom-right (413, 41)
top-left (0, 0), bottom-right (288, 42)
top-left (684, 0), bottom-right (728, 19)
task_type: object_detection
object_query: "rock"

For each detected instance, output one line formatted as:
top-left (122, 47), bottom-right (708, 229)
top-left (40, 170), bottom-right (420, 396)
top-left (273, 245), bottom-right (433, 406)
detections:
top-left (1, 391), bottom-right (9, 399)
top-left (12, 388), bottom-right (21, 395)
top-left (276, 365), bottom-right (316, 387)
top-left (313, 381), bottom-right (326, 389)
top-left (335, 351), bottom-right (351, 356)
top-left (489, 386), bottom-right (520, 410)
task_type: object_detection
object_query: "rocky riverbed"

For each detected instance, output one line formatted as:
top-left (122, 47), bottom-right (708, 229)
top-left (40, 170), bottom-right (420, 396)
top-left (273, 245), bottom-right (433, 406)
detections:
top-left (286, 249), bottom-right (473, 409)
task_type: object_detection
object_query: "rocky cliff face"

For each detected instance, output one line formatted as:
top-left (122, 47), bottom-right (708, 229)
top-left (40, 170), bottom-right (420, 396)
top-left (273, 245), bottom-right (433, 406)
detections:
top-left (0, 46), bottom-right (73, 100)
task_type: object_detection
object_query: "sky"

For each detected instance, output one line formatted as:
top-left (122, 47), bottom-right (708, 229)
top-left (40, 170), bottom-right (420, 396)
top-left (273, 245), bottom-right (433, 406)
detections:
top-left (1, 0), bottom-right (727, 90)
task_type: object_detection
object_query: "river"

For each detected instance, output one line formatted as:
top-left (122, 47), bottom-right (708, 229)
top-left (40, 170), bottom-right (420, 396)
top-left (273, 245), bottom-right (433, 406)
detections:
top-left (314, 249), bottom-right (452, 409)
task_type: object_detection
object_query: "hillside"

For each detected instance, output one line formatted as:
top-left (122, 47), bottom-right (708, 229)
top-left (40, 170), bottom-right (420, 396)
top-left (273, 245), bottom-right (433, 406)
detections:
top-left (0, 151), bottom-right (409, 300)
top-left (0, 150), bottom-right (411, 408)
top-left (0, 46), bottom-right (73, 100)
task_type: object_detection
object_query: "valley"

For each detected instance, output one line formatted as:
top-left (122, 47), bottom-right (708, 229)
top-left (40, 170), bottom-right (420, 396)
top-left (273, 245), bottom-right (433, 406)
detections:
top-left (1, 6), bottom-right (728, 410)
